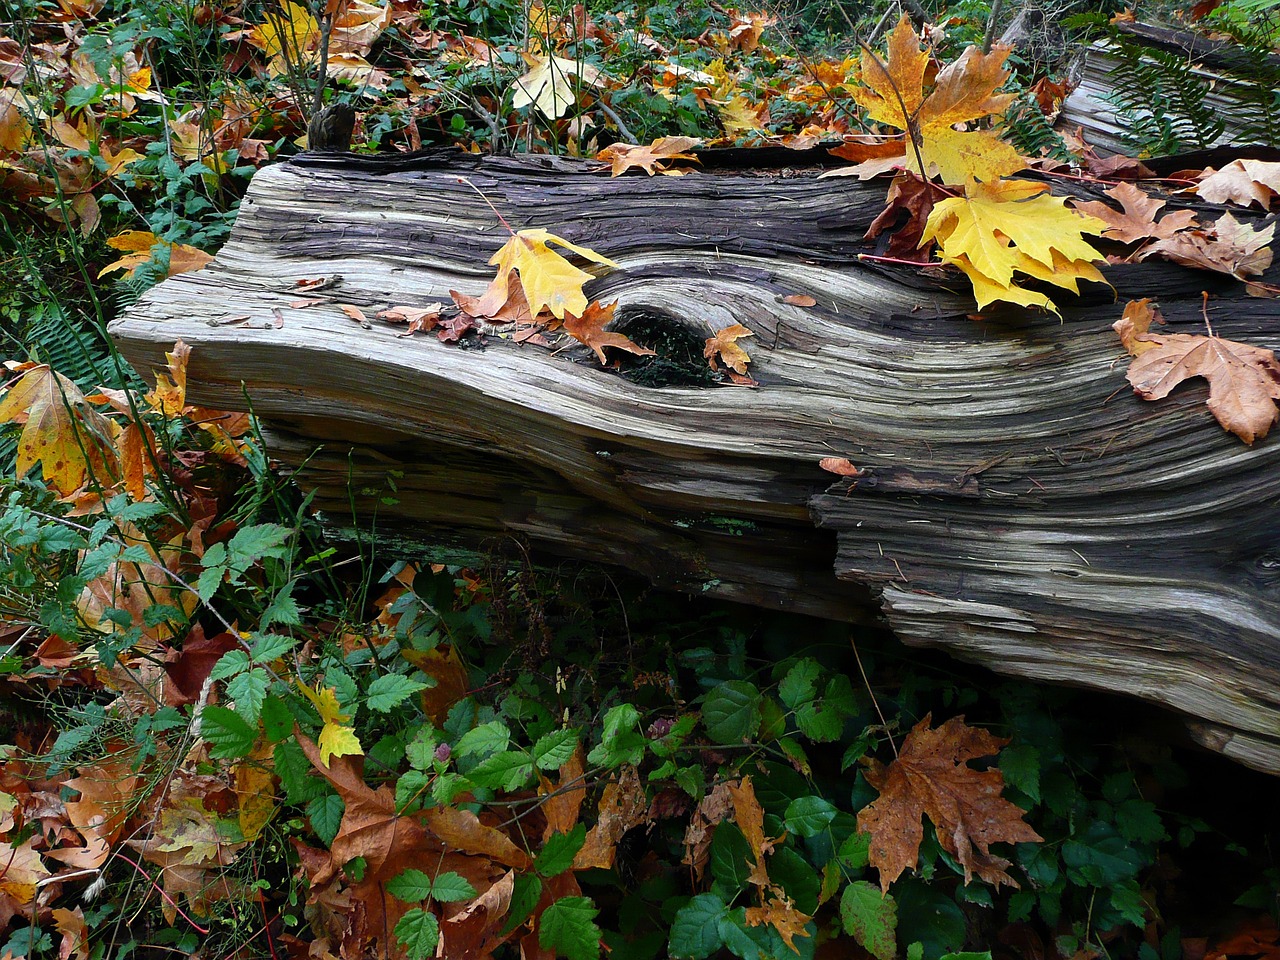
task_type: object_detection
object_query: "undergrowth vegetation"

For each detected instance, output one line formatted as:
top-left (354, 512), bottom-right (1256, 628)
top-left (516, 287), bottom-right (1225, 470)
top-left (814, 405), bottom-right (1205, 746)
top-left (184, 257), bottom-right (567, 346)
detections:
top-left (3, 0), bottom-right (1280, 957)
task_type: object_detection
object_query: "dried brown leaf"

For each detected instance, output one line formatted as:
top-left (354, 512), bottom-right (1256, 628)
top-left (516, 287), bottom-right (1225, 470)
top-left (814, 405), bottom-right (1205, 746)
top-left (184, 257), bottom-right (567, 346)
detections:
top-left (1071, 182), bottom-right (1198, 244)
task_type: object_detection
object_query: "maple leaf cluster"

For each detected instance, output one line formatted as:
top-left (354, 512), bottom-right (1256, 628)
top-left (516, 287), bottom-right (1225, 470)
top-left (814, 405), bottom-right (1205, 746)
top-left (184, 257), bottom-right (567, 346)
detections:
top-left (829, 16), bottom-right (1109, 315)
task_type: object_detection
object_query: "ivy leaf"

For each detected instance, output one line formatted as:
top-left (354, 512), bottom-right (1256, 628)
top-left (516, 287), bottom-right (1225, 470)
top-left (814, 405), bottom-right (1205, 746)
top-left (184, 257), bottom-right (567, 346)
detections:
top-left (841, 881), bottom-right (898, 960)
top-left (536, 824), bottom-right (587, 878)
top-left (533, 728), bottom-right (579, 770)
top-left (307, 793), bottom-right (344, 847)
top-left (702, 681), bottom-right (762, 745)
top-left (201, 705), bottom-right (256, 759)
top-left (784, 796), bottom-right (837, 838)
top-left (393, 907), bottom-right (440, 960)
top-left (669, 893), bottom-right (728, 959)
top-left (857, 714), bottom-right (1043, 891)
top-left (538, 896), bottom-right (601, 960)
top-left (366, 674), bottom-right (428, 713)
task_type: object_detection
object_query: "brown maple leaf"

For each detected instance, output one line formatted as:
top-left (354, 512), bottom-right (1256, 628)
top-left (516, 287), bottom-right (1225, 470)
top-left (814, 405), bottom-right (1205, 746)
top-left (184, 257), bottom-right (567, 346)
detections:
top-left (1195, 159), bottom-right (1280, 210)
top-left (865, 172), bottom-right (950, 260)
top-left (704, 323), bottom-right (754, 375)
top-left (1114, 298), bottom-right (1280, 444)
top-left (562, 300), bottom-right (656, 365)
top-left (822, 137), bottom-right (908, 180)
top-left (857, 714), bottom-right (1042, 892)
top-left (595, 136), bottom-right (701, 176)
top-left (682, 780), bottom-right (735, 882)
top-left (1071, 182), bottom-right (1199, 245)
top-left (1142, 212), bottom-right (1274, 281)
top-left (744, 897), bottom-right (812, 952)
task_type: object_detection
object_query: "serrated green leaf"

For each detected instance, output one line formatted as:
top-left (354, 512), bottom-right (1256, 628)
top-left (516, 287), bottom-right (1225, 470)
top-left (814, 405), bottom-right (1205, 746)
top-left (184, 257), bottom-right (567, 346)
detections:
top-left (209, 649), bottom-right (250, 681)
top-left (503, 873), bottom-right (543, 936)
top-left (275, 740), bottom-right (326, 804)
top-left (999, 744), bottom-right (1041, 803)
top-left (455, 719), bottom-right (511, 758)
top-left (429, 872), bottom-right (477, 903)
top-left (367, 674), bottom-right (428, 713)
top-left (779, 659), bottom-right (820, 709)
top-left (840, 881), bottom-right (897, 960)
top-left (838, 831), bottom-right (871, 871)
top-left (702, 681), bottom-right (761, 745)
top-left (1115, 799), bottom-right (1165, 844)
top-left (467, 749), bottom-right (534, 791)
top-left (670, 894), bottom-right (728, 959)
top-left (537, 823), bottom-right (586, 878)
top-left (260, 696), bottom-right (294, 742)
top-left (539, 895), bottom-right (601, 960)
top-left (396, 770), bottom-right (432, 812)
top-left (795, 700), bottom-right (843, 742)
top-left (394, 907), bottom-right (440, 960)
top-left (261, 583), bottom-right (302, 628)
top-left (308, 793), bottom-right (344, 847)
top-left (586, 703), bottom-right (646, 769)
top-left (227, 668), bottom-right (269, 724)
top-left (388, 868), bottom-right (433, 902)
top-left (201, 705), bottom-right (256, 759)
top-left (533, 728), bottom-right (579, 770)
top-left (785, 796), bottom-right (837, 838)
top-left (251, 633), bottom-right (297, 663)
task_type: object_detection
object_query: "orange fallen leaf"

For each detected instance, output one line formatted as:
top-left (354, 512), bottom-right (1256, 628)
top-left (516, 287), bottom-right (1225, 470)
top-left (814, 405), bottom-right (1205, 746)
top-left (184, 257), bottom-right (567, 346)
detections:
top-left (562, 300), bottom-right (655, 365)
top-left (858, 714), bottom-right (1042, 891)
top-left (1114, 298), bottom-right (1280, 444)
top-left (1071, 182), bottom-right (1199, 244)
top-left (98, 230), bottom-right (213, 279)
top-left (595, 136), bottom-right (701, 177)
top-left (819, 457), bottom-right (863, 477)
top-left (704, 323), bottom-right (754, 375)
top-left (782, 294), bottom-right (817, 307)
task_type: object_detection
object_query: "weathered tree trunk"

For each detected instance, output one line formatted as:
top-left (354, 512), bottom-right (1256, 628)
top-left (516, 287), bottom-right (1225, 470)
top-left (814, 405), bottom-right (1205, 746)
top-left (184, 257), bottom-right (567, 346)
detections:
top-left (109, 150), bottom-right (1280, 774)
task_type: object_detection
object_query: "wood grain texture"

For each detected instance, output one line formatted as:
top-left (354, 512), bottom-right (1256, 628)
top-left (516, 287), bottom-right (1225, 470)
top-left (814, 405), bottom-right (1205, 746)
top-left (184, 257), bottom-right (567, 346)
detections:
top-left (109, 151), bottom-right (1280, 772)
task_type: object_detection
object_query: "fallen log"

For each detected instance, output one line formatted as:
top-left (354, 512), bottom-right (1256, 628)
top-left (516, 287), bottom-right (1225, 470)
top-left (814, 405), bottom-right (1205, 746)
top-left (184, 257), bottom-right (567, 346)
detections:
top-left (109, 148), bottom-right (1280, 774)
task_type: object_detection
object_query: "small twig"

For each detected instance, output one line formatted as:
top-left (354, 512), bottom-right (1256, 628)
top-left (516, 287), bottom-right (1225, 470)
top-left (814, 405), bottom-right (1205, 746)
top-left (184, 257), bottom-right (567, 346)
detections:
top-left (982, 0), bottom-right (1005, 54)
top-left (595, 99), bottom-right (638, 145)
top-left (457, 176), bottom-right (517, 235)
top-left (852, 637), bottom-right (898, 758)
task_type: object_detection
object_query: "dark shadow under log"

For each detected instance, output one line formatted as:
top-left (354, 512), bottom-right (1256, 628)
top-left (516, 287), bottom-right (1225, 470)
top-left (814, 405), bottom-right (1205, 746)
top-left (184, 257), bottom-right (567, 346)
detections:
top-left (109, 149), bottom-right (1280, 774)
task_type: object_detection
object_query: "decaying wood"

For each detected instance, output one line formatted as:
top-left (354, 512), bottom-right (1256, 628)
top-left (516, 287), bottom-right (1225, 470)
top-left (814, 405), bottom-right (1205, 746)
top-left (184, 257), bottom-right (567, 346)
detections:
top-left (109, 150), bottom-right (1280, 774)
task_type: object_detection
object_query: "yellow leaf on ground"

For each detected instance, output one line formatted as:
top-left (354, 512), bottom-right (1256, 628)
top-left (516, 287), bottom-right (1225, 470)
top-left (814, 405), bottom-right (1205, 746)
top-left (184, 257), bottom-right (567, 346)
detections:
top-left (704, 323), bottom-right (754, 374)
top-left (483, 228), bottom-right (617, 320)
top-left (250, 0), bottom-right (320, 74)
top-left (0, 365), bottom-right (118, 496)
top-left (510, 54), bottom-right (603, 120)
top-left (98, 230), bottom-right (213, 279)
top-left (596, 136), bottom-right (701, 177)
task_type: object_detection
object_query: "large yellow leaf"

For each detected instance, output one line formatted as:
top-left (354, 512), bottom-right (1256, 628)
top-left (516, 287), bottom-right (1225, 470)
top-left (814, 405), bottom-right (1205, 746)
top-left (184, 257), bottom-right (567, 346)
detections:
top-left (849, 16), bottom-right (1023, 184)
top-left (250, 1), bottom-right (320, 75)
top-left (0, 365), bottom-right (118, 496)
top-left (510, 54), bottom-right (602, 120)
top-left (484, 228), bottom-right (617, 320)
top-left (921, 179), bottom-right (1107, 313)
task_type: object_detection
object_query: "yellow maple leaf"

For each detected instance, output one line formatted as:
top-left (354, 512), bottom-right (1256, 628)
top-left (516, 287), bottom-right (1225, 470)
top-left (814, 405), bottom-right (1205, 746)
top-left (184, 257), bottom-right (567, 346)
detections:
top-left (297, 681), bottom-right (363, 767)
top-left (850, 16), bottom-right (1023, 184)
top-left (510, 54), bottom-right (603, 120)
top-left (98, 230), bottom-right (214, 279)
top-left (250, 1), bottom-right (319, 75)
top-left (0, 365), bottom-right (118, 496)
top-left (921, 179), bottom-right (1107, 313)
top-left (484, 228), bottom-right (617, 320)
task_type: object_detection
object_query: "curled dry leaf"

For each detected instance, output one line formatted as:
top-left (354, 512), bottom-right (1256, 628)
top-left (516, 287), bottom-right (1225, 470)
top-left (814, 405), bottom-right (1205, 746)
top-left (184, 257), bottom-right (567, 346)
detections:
top-left (704, 323), bottom-right (754, 375)
top-left (595, 136), bottom-right (701, 177)
top-left (1114, 298), bottom-right (1280, 444)
top-left (819, 457), bottom-right (863, 477)
top-left (562, 300), bottom-right (656, 365)
top-left (1142, 212), bottom-right (1274, 282)
top-left (1071, 182), bottom-right (1199, 244)
top-left (1195, 159), bottom-right (1280, 210)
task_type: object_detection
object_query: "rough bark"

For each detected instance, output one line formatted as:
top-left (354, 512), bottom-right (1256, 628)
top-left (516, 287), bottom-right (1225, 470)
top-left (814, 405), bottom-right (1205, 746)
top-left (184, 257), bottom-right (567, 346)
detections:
top-left (109, 150), bottom-right (1280, 773)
